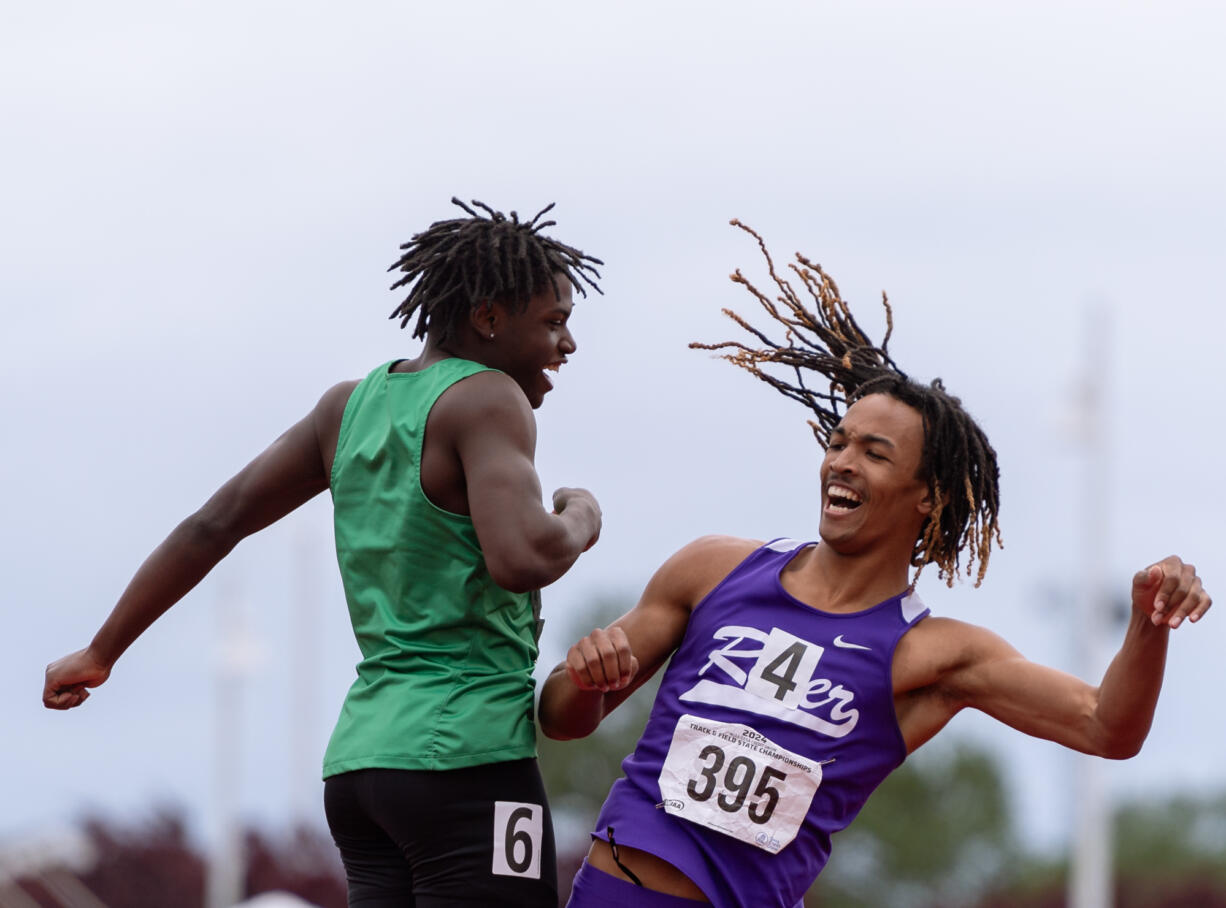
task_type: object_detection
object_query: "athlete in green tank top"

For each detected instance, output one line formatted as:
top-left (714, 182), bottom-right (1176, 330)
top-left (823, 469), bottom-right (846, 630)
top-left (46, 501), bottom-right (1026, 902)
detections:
top-left (45, 199), bottom-right (606, 907)
top-left (325, 358), bottom-right (542, 774)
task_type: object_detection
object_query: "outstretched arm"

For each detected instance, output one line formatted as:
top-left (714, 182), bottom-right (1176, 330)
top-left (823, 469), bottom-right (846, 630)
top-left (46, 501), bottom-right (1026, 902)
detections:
top-left (42, 382), bottom-right (353, 710)
top-left (538, 535), bottom-right (758, 740)
top-left (911, 556), bottom-right (1211, 758)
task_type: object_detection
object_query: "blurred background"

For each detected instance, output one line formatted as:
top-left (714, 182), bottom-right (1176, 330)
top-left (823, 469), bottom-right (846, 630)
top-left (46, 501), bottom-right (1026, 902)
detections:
top-left (3, 2), bottom-right (1223, 905)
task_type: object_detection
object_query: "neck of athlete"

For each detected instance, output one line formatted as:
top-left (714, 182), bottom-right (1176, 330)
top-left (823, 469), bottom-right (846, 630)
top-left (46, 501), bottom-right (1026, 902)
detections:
top-left (404, 328), bottom-right (492, 371)
top-left (791, 541), bottom-right (916, 613)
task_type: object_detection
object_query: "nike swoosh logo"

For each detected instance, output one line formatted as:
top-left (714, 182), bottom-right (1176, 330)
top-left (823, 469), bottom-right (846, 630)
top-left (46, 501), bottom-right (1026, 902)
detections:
top-left (833, 635), bottom-right (871, 651)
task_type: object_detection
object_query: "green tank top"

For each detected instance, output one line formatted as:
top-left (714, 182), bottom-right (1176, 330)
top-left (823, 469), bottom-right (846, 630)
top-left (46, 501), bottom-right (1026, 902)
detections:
top-left (322, 358), bottom-right (542, 777)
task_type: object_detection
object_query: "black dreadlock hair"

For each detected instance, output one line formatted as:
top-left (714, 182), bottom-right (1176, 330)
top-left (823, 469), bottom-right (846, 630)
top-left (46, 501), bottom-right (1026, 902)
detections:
top-left (387, 198), bottom-right (603, 341)
top-left (690, 220), bottom-right (1002, 588)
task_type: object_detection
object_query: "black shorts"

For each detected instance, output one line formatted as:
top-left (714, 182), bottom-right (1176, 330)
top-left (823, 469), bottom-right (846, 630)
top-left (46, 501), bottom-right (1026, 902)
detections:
top-left (324, 759), bottom-right (557, 908)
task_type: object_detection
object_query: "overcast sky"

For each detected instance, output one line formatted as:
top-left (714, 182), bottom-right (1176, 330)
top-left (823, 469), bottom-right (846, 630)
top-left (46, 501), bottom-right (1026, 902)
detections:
top-left (3, 0), bottom-right (1223, 863)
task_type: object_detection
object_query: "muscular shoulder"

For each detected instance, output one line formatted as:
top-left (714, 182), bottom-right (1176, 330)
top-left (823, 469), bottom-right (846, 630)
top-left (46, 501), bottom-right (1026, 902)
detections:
top-left (673, 534), bottom-right (763, 564)
top-left (441, 368), bottom-right (524, 409)
top-left (312, 380), bottom-right (360, 474)
top-left (609, 537), bottom-right (764, 669)
top-left (316, 380), bottom-right (360, 422)
top-left (894, 615), bottom-right (1020, 695)
top-left (645, 536), bottom-right (763, 606)
top-left (432, 370), bottom-right (534, 442)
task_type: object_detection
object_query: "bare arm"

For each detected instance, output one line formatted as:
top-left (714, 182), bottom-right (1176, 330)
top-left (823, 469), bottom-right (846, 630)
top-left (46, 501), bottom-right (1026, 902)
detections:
top-left (42, 382), bottom-right (354, 709)
top-left (538, 536), bottom-right (758, 740)
top-left (450, 372), bottom-right (601, 592)
top-left (909, 556), bottom-right (1211, 758)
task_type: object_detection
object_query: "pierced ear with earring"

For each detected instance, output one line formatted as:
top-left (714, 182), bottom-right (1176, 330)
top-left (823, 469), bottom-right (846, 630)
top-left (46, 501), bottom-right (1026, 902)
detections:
top-left (472, 301), bottom-right (496, 340)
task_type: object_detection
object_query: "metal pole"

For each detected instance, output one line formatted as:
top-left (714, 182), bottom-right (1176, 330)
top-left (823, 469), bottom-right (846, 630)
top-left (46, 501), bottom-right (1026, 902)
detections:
top-left (291, 527), bottom-right (322, 827)
top-left (1068, 302), bottom-right (1114, 908)
top-left (208, 577), bottom-right (247, 908)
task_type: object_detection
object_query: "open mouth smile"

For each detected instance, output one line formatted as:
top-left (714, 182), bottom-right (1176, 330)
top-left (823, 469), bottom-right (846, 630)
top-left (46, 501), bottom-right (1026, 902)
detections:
top-left (825, 484), bottom-right (863, 513)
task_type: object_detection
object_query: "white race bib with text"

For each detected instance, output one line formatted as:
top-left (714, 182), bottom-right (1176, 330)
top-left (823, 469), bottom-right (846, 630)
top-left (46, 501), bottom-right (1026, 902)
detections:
top-left (658, 714), bottom-right (822, 853)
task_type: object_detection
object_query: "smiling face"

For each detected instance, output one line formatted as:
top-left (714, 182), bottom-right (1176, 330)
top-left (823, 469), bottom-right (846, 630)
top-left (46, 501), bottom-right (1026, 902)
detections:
top-left (481, 277), bottom-right (577, 409)
top-left (819, 393), bottom-right (934, 559)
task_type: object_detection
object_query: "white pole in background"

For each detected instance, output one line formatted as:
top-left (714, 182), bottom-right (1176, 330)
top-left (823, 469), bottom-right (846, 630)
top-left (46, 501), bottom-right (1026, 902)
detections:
top-left (1068, 302), bottom-right (1114, 908)
top-left (291, 528), bottom-right (322, 827)
top-left (209, 576), bottom-right (254, 908)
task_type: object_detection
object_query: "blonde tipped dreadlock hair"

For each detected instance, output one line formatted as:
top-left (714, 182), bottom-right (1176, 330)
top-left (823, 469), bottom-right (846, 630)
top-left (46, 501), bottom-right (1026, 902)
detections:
top-left (691, 220), bottom-right (1002, 588)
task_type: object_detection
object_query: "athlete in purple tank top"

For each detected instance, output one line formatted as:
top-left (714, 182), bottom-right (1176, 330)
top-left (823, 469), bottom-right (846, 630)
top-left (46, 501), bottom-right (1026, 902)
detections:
top-left (594, 537), bottom-right (929, 907)
top-left (539, 223), bottom-right (1212, 908)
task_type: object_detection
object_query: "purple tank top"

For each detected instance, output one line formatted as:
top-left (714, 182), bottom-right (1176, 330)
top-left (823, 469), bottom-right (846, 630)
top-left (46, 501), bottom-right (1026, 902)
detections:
top-left (591, 539), bottom-right (929, 908)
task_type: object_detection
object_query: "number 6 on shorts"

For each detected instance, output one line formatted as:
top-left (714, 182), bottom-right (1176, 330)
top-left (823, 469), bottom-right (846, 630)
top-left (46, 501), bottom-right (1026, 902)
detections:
top-left (492, 801), bottom-right (542, 879)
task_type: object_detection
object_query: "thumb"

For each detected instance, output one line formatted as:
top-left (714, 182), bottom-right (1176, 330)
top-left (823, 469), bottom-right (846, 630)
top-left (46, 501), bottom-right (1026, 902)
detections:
top-left (1133, 564), bottom-right (1163, 593)
top-left (1132, 563), bottom-right (1169, 622)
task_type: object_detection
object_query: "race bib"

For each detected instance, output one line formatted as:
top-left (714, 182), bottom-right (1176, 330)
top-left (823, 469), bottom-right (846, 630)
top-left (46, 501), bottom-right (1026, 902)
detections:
top-left (491, 801), bottom-right (543, 879)
top-left (658, 714), bottom-right (822, 853)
